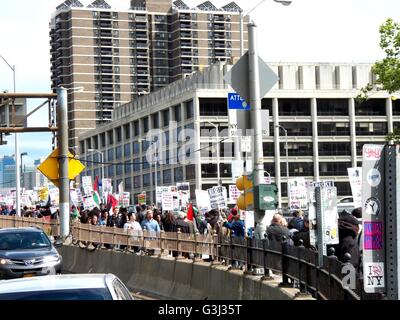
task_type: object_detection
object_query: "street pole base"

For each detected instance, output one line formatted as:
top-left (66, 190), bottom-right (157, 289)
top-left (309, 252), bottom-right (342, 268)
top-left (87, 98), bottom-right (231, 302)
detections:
top-left (278, 282), bottom-right (292, 288)
top-left (294, 292), bottom-right (311, 298)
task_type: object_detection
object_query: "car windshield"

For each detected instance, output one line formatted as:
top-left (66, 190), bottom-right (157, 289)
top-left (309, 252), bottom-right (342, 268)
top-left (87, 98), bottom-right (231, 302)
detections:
top-left (0, 232), bottom-right (51, 250)
top-left (0, 288), bottom-right (113, 300)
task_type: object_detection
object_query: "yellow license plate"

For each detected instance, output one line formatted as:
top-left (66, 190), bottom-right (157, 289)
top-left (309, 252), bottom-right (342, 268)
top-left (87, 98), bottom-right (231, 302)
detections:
top-left (23, 273), bottom-right (36, 278)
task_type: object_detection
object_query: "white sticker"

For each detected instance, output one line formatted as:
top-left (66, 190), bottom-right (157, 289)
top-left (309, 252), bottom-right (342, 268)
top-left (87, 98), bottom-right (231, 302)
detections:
top-left (364, 262), bottom-right (385, 288)
top-left (363, 145), bottom-right (382, 160)
top-left (364, 197), bottom-right (381, 215)
top-left (367, 168), bottom-right (381, 187)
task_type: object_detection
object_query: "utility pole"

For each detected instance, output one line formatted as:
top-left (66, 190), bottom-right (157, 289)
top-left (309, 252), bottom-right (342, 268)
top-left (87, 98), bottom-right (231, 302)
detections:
top-left (57, 87), bottom-right (69, 239)
top-left (248, 23), bottom-right (264, 224)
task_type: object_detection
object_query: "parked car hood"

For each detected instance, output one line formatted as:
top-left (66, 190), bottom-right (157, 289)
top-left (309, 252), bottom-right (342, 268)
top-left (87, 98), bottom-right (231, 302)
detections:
top-left (0, 247), bottom-right (56, 260)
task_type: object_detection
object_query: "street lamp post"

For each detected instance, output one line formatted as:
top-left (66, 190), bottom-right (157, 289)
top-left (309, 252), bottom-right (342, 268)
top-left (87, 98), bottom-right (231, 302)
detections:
top-left (0, 53), bottom-right (21, 216)
top-left (20, 152), bottom-right (28, 189)
top-left (276, 124), bottom-right (289, 198)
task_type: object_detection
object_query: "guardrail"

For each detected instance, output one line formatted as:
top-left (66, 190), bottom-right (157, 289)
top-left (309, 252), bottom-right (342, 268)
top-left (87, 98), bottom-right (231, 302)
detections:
top-left (0, 215), bottom-right (375, 300)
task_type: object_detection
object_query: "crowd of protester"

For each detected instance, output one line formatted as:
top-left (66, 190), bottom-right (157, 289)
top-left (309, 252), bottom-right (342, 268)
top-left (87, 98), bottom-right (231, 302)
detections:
top-left (2, 200), bottom-right (363, 271)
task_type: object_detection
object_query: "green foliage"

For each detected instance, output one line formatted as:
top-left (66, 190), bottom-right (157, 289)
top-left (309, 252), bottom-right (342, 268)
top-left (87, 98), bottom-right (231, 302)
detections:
top-left (360, 18), bottom-right (400, 97)
top-left (386, 128), bottom-right (400, 144)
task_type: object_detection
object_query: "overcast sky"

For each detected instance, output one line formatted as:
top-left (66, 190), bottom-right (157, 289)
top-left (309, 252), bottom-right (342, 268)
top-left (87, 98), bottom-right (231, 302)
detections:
top-left (1, 0), bottom-right (399, 165)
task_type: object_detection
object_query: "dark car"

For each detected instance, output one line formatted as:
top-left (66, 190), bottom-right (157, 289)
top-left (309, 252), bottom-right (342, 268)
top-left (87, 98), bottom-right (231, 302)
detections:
top-left (0, 227), bottom-right (63, 279)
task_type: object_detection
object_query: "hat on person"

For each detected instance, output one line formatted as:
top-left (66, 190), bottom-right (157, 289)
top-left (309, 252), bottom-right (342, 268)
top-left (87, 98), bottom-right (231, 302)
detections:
top-left (230, 208), bottom-right (238, 216)
top-left (340, 214), bottom-right (361, 225)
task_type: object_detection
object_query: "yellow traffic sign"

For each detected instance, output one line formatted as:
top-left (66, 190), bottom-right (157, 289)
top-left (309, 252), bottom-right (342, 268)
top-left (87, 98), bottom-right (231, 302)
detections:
top-left (37, 148), bottom-right (85, 187)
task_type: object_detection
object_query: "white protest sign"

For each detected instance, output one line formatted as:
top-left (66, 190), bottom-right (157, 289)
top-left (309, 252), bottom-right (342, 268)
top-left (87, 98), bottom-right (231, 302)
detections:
top-left (207, 186), bottom-right (227, 209)
top-left (122, 192), bottom-right (130, 207)
top-left (83, 195), bottom-right (96, 210)
top-left (244, 210), bottom-right (255, 229)
top-left (288, 177), bottom-right (308, 211)
top-left (348, 167), bottom-right (362, 208)
top-left (156, 186), bottom-right (169, 204)
top-left (82, 176), bottom-right (93, 196)
top-left (195, 190), bottom-right (211, 211)
top-left (49, 187), bottom-right (60, 206)
top-left (228, 185), bottom-right (241, 204)
top-left (70, 189), bottom-right (79, 207)
top-left (161, 192), bottom-right (174, 211)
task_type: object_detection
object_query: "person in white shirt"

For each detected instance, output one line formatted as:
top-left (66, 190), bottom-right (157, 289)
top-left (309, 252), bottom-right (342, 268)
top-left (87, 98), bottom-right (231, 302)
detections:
top-left (123, 212), bottom-right (143, 252)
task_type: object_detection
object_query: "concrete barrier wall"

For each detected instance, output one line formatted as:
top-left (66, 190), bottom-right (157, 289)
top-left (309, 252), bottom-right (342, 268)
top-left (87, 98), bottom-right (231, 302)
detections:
top-left (59, 246), bottom-right (311, 300)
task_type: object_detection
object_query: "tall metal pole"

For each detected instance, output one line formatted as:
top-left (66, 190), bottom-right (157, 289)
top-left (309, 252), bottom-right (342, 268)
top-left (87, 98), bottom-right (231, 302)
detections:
top-left (216, 125), bottom-right (221, 186)
top-left (284, 128), bottom-right (289, 184)
top-left (57, 87), bottom-right (69, 239)
top-left (248, 22), bottom-right (264, 219)
top-left (12, 66), bottom-right (21, 216)
top-left (154, 154), bottom-right (158, 205)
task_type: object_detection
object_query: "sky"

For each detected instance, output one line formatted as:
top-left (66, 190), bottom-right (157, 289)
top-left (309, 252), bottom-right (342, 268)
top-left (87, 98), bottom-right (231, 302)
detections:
top-left (1, 0), bottom-right (400, 165)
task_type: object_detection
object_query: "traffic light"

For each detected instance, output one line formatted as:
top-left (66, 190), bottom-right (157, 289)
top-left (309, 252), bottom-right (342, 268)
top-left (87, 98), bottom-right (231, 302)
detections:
top-left (236, 173), bottom-right (254, 211)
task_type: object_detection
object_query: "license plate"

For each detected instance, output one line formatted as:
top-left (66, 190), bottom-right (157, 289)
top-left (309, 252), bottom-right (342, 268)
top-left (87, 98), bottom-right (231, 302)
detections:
top-left (23, 273), bottom-right (36, 278)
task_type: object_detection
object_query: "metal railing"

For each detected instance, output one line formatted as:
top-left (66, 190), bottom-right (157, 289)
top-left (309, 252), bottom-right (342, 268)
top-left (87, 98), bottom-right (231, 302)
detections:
top-left (0, 215), bottom-right (368, 300)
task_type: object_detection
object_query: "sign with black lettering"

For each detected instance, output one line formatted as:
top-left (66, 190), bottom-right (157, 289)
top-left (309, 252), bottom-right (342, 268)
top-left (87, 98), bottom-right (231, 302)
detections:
top-left (207, 186), bottom-right (227, 209)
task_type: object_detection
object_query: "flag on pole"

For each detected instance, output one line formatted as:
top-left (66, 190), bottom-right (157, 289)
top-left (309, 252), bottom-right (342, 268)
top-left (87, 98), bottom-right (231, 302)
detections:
top-left (93, 191), bottom-right (101, 208)
top-left (106, 193), bottom-right (118, 211)
top-left (118, 181), bottom-right (124, 195)
top-left (187, 203), bottom-right (194, 221)
top-left (93, 176), bottom-right (99, 193)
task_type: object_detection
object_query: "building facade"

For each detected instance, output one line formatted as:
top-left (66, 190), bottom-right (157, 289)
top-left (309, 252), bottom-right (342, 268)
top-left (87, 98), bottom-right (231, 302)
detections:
top-left (50, 0), bottom-right (248, 147)
top-left (78, 62), bottom-right (399, 206)
top-left (0, 156), bottom-right (16, 189)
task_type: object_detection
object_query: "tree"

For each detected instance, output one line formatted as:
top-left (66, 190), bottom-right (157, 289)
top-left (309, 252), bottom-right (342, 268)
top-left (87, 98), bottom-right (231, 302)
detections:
top-left (358, 18), bottom-right (400, 143)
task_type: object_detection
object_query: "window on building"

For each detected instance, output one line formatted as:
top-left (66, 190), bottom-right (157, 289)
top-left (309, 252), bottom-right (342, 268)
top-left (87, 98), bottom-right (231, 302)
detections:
top-left (100, 133), bottom-right (106, 147)
top-left (115, 127), bottom-right (122, 142)
top-left (108, 165), bottom-right (114, 177)
top-left (124, 143), bottom-right (131, 158)
top-left (278, 99), bottom-right (311, 116)
top-left (201, 164), bottom-right (217, 177)
top-left (281, 142), bottom-right (313, 157)
top-left (162, 109), bottom-right (170, 127)
top-left (319, 162), bottom-right (352, 176)
top-left (174, 167), bottom-right (184, 182)
top-left (124, 124), bottom-right (130, 139)
top-left (142, 117), bottom-right (149, 134)
top-left (278, 122), bottom-right (312, 136)
top-left (173, 105), bottom-right (181, 122)
top-left (393, 100), bottom-right (400, 116)
top-left (133, 141), bottom-right (140, 155)
top-left (355, 122), bottom-right (387, 135)
top-left (107, 149), bottom-right (114, 161)
top-left (142, 156), bottom-right (149, 170)
top-left (163, 169), bottom-right (172, 184)
top-left (115, 146), bottom-right (122, 159)
top-left (199, 98), bottom-right (227, 116)
top-left (335, 182), bottom-right (352, 197)
top-left (152, 113), bottom-right (159, 129)
top-left (185, 100), bottom-right (194, 119)
top-left (318, 122), bottom-right (350, 136)
top-left (125, 177), bottom-right (132, 191)
top-left (107, 130), bottom-right (114, 144)
top-left (125, 161), bottom-right (131, 174)
top-left (281, 162), bottom-right (314, 177)
top-left (133, 158), bottom-right (141, 171)
top-left (355, 99), bottom-right (386, 116)
top-left (318, 142), bottom-right (351, 156)
top-left (133, 120), bottom-right (139, 136)
top-left (317, 99), bottom-right (349, 116)
top-left (134, 176), bottom-right (141, 188)
top-left (186, 164), bottom-right (195, 180)
top-left (143, 173), bottom-right (150, 187)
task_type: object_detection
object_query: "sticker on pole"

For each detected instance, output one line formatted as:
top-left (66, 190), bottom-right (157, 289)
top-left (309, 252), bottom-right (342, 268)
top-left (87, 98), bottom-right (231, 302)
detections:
top-left (366, 168), bottom-right (381, 187)
top-left (364, 262), bottom-right (385, 288)
top-left (364, 197), bottom-right (381, 216)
